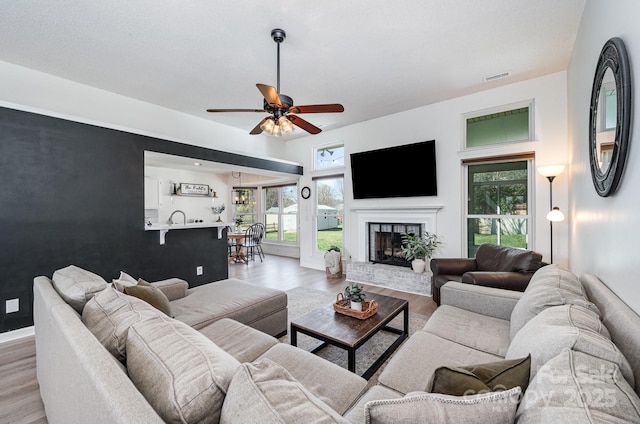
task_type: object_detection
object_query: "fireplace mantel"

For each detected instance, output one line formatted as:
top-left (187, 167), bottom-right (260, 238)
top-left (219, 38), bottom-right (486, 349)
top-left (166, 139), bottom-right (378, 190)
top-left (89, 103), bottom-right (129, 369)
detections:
top-left (352, 206), bottom-right (443, 263)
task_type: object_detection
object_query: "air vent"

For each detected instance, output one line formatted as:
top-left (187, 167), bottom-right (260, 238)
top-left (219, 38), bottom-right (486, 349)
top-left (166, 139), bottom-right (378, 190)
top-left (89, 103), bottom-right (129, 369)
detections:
top-left (484, 71), bottom-right (511, 83)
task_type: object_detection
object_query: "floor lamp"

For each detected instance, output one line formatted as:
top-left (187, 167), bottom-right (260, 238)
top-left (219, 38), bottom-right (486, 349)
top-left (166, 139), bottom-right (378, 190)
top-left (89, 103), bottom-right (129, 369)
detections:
top-left (537, 165), bottom-right (565, 264)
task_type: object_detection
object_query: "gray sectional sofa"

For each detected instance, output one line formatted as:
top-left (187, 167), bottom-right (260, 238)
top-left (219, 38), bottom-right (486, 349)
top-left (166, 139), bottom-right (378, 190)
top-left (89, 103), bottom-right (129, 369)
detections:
top-left (34, 264), bottom-right (640, 423)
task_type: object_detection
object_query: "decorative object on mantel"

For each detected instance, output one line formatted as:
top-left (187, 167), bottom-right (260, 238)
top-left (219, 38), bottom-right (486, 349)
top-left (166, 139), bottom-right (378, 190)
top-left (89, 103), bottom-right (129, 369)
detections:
top-left (324, 246), bottom-right (342, 279)
top-left (211, 204), bottom-right (225, 222)
top-left (589, 37), bottom-right (632, 197)
top-left (343, 283), bottom-right (367, 311)
top-left (334, 292), bottom-right (378, 319)
top-left (401, 231), bottom-right (442, 273)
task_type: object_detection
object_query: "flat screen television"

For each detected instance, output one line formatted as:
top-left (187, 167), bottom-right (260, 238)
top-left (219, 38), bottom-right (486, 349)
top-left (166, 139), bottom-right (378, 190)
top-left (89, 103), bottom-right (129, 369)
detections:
top-left (350, 140), bottom-right (437, 199)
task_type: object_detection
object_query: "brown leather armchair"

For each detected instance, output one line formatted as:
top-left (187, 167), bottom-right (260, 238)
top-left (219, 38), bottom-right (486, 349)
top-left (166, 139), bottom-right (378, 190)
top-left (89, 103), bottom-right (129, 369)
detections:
top-left (430, 243), bottom-right (543, 305)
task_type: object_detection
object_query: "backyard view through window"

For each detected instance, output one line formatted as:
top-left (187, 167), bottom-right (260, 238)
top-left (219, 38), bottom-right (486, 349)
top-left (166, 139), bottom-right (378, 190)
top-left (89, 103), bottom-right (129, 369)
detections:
top-left (264, 185), bottom-right (297, 243)
top-left (232, 189), bottom-right (256, 227)
top-left (466, 161), bottom-right (529, 257)
top-left (315, 177), bottom-right (343, 251)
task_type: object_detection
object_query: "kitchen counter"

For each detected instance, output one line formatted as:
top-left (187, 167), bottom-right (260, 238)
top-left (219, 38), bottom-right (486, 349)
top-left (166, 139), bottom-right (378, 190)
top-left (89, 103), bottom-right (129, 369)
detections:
top-left (145, 222), bottom-right (230, 244)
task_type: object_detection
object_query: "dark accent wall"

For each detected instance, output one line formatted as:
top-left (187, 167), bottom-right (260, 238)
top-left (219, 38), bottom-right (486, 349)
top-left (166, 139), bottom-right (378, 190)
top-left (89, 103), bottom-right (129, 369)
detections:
top-left (0, 106), bottom-right (302, 333)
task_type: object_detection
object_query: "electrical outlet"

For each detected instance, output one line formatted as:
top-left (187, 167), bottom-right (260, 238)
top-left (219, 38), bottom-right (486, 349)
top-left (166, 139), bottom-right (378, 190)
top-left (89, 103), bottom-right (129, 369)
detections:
top-left (196, 266), bottom-right (203, 275)
top-left (6, 298), bottom-right (19, 314)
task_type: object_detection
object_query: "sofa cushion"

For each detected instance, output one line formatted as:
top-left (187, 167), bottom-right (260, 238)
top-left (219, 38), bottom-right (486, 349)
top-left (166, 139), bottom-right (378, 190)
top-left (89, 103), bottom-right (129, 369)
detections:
top-left (364, 387), bottom-right (521, 424)
top-left (378, 331), bottom-right (502, 395)
top-left (517, 349), bottom-right (640, 423)
top-left (124, 278), bottom-right (172, 316)
top-left (170, 279), bottom-right (287, 330)
top-left (506, 305), bottom-right (634, 385)
top-left (126, 315), bottom-right (240, 424)
top-left (428, 355), bottom-right (531, 396)
top-left (258, 343), bottom-right (367, 416)
top-left (198, 318), bottom-right (278, 363)
top-left (112, 271), bottom-right (138, 292)
top-left (52, 265), bottom-right (108, 313)
top-left (82, 286), bottom-right (162, 361)
top-left (424, 305), bottom-right (511, 357)
top-left (475, 244), bottom-right (542, 273)
top-left (343, 385), bottom-right (403, 424)
top-left (510, 265), bottom-right (600, 340)
top-left (220, 358), bottom-right (349, 424)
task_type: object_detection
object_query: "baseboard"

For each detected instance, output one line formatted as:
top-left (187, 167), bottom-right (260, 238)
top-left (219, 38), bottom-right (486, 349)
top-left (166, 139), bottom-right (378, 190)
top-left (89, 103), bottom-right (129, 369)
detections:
top-left (0, 326), bottom-right (35, 344)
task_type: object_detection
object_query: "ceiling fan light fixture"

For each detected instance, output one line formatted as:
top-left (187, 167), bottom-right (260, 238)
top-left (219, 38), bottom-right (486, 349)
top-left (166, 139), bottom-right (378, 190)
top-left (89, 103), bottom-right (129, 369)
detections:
top-left (278, 116), bottom-right (295, 135)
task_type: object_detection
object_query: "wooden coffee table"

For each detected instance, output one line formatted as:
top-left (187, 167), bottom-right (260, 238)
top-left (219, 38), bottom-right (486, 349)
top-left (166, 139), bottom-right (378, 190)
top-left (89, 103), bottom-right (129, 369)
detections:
top-left (290, 293), bottom-right (408, 380)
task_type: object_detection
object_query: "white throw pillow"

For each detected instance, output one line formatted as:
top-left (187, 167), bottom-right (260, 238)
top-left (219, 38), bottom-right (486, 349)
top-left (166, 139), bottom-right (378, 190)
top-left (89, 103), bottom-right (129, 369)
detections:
top-left (112, 271), bottom-right (138, 292)
top-left (51, 265), bottom-right (108, 312)
top-left (364, 387), bottom-right (521, 424)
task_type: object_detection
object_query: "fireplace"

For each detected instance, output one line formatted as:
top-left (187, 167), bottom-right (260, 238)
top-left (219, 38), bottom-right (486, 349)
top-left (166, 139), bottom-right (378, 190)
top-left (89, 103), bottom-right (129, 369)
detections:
top-left (368, 223), bottom-right (422, 267)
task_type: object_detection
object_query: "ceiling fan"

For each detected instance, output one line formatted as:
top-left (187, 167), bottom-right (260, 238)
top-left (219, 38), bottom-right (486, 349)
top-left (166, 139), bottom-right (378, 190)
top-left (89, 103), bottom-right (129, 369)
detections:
top-left (206, 29), bottom-right (344, 136)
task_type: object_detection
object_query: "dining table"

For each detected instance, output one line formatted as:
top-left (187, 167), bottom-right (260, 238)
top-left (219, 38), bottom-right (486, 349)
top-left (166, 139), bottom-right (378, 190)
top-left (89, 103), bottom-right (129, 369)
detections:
top-left (227, 232), bottom-right (247, 263)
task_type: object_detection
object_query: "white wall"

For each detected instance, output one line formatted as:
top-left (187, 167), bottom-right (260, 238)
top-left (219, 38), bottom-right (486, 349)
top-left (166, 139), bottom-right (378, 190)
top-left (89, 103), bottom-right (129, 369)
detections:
top-left (287, 72), bottom-right (570, 271)
top-left (567, 0), bottom-right (640, 313)
top-left (144, 166), bottom-right (230, 224)
top-left (0, 60), bottom-right (286, 160)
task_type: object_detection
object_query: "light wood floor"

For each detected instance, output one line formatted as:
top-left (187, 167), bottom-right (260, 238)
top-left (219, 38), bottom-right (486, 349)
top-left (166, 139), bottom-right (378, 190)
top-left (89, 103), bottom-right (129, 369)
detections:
top-left (1, 255), bottom-right (436, 424)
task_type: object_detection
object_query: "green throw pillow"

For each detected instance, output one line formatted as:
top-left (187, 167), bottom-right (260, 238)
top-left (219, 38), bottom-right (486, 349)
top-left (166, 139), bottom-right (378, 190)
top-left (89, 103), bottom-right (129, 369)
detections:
top-left (125, 278), bottom-right (172, 317)
top-left (428, 355), bottom-right (531, 396)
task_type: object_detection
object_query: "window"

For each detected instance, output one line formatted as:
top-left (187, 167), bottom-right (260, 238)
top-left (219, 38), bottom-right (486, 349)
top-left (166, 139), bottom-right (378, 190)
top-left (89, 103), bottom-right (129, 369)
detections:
top-left (314, 143), bottom-right (345, 170)
top-left (315, 176), bottom-right (343, 251)
top-left (232, 189), bottom-right (257, 228)
top-left (464, 101), bottom-right (534, 149)
top-left (464, 158), bottom-right (532, 258)
top-left (263, 185), bottom-right (298, 243)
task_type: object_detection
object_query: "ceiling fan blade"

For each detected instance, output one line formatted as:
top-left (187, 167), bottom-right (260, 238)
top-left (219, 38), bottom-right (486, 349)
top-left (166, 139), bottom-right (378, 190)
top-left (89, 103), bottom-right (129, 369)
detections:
top-left (288, 115), bottom-right (321, 134)
top-left (250, 118), bottom-right (268, 135)
top-left (206, 108), bottom-right (265, 113)
top-left (288, 104), bottom-right (344, 114)
top-left (256, 84), bottom-right (283, 108)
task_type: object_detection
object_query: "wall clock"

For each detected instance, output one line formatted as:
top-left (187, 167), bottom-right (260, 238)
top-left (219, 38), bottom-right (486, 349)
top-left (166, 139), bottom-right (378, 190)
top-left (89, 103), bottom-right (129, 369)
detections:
top-left (301, 186), bottom-right (311, 199)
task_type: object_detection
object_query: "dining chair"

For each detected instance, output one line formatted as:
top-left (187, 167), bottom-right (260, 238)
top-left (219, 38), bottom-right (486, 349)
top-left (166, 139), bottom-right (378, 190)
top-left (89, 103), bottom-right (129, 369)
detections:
top-left (243, 223), bottom-right (265, 264)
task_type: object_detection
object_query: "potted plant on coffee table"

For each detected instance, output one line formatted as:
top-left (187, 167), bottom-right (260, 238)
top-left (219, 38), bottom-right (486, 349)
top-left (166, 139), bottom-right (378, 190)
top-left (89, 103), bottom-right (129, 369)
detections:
top-left (401, 231), bottom-right (442, 273)
top-left (344, 283), bottom-right (366, 311)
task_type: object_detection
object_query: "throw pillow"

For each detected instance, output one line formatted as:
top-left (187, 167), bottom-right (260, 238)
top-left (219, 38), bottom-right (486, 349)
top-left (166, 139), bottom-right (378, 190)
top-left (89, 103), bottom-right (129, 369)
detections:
top-left (112, 271), bottom-right (138, 292)
top-left (428, 355), bottom-right (531, 396)
top-left (82, 286), bottom-right (162, 361)
top-left (364, 387), bottom-right (521, 424)
top-left (506, 304), bottom-right (634, 385)
top-left (517, 349), bottom-right (640, 423)
top-left (124, 278), bottom-right (172, 316)
top-left (220, 358), bottom-right (350, 424)
top-left (126, 315), bottom-right (241, 424)
top-left (51, 265), bottom-right (108, 313)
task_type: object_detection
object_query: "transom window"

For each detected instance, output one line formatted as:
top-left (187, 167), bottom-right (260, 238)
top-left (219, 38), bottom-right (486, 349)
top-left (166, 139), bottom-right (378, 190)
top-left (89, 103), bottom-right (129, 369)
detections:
top-left (314, 143), bottom-right (345, 170)
top-left (464, 101), bottom-right (534, 149)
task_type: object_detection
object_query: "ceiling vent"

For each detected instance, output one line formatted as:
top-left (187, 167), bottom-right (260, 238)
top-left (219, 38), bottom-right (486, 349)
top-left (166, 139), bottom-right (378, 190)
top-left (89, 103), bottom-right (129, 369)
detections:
top-left (484, 71), bottom-right (511, 83)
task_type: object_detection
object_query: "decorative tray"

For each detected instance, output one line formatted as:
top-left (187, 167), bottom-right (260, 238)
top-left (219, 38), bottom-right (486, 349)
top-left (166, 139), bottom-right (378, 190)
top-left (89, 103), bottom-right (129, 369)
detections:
top-left (333, 293), bottom-right (378, 320)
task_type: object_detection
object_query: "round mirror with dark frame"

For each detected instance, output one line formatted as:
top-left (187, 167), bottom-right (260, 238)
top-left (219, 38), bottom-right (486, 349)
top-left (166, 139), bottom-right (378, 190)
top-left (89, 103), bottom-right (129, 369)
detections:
top-left (589, 37), bottom-right (632, 197)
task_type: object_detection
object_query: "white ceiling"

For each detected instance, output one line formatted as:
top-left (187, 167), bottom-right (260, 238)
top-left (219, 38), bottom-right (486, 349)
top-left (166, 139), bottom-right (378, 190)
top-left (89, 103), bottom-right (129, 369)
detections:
top-left (0, 0), bottom-right (586, 141)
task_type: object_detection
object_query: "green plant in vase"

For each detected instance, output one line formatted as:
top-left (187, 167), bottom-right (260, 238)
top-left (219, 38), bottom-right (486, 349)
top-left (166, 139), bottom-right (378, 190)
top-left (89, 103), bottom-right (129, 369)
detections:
top-left (344, 283), bottom-right (366, 311)
top-left (401, 231), bottom-right (442, 273)
top-left (211, 204), bottom-right (225, 222)
top-left (234, 216), bottom-right (244, 232)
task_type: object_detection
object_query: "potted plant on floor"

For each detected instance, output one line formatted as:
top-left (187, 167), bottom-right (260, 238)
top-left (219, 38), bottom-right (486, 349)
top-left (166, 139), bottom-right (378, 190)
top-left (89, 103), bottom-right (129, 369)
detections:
top-left (344, 283), bottom-right (366, 311)
top-left (401, 231), bottom-right (442, 273)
